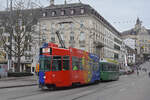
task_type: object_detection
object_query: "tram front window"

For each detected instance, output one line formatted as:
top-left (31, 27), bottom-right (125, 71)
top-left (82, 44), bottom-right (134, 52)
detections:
top-left (39, 56), bottom-right (51, 71)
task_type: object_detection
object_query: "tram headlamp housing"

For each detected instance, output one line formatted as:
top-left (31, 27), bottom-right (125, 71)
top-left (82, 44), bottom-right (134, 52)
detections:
top-left (43, 76), bottom-right (46, 79)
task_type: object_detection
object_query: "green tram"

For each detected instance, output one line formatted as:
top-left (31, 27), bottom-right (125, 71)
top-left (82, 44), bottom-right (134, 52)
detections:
top-left (100, 60), bottom-right (119, 81)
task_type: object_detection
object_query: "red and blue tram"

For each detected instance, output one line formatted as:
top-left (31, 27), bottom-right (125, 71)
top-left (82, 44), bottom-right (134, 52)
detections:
top-left (39, 43), bottom-right (100, 89)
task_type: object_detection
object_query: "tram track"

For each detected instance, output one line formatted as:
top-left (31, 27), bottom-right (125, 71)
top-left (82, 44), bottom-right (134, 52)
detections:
top-left (70, 74), bottom-right (147, 100)
top-left (7, 88), bottom-right (52, 100)
top-left (71, 82), bottom-right (123, 100)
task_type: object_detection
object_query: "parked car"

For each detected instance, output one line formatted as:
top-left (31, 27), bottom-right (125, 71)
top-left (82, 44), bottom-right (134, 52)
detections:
top-left (125, 66), bottom-right (133, 74)
top-left (119, 69), bottom-right (126, 75)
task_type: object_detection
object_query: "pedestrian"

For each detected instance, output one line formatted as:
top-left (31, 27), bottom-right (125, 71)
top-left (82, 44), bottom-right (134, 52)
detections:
top-left (148, 72), bottom-right (150, 78)
top-left (136, 67), bottom-right (139, 76)
top-left (145, 68), bottom-right (147, 73)
top-left (137, 70), bottom-right (139, 76)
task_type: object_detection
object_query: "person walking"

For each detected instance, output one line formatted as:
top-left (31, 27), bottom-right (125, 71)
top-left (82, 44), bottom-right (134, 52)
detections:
top-left (137, 70), bottom-right (139, 76)
top-left (136, 67), bottom-right (139, 76)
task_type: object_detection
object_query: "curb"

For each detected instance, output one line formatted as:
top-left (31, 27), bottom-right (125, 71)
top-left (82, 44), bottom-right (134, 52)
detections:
top-left (0, 84), bottom-right (38, 89)
top-left (0, 76), bottom-right (37, 81)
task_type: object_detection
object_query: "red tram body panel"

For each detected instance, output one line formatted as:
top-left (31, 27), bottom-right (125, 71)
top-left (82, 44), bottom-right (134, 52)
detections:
top-left (39, 43), bottom-right (100, 88)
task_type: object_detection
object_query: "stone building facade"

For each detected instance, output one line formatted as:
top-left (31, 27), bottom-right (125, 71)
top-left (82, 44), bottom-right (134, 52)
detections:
top-left (121, 18), bottom-right (150, 62)
top-left (38, 2), bottom-right (123, 62)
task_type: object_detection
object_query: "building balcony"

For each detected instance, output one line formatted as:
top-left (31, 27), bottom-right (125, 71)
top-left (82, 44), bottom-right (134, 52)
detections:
top-left (79, 40), bottom-right (85, 44)
top-left (93, 41), bottom-right (104, 48)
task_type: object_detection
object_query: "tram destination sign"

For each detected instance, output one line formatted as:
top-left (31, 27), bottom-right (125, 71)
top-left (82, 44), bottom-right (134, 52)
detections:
top-left (43, 48), bottom-right (50, 53)
top-left (41, 48), bottom-right (52, 55)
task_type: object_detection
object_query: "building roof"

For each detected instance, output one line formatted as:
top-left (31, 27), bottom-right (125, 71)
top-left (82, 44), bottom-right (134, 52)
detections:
top-left (121, 18), bottom-right (150, 36)
top-left (121, 28), bottom-right (150, 36)
top-left (42, 3), bottom-right (121, 36)
top-left (121, 29), bottom-right (137, 35)
top-left (0, 3), bottom-right (121, 36)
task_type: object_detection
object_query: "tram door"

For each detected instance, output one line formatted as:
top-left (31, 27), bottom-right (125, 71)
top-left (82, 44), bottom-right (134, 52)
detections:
top-left (50, 56), bottom-right (71, 87)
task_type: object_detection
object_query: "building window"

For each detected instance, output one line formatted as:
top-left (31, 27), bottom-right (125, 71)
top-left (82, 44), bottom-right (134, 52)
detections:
top-left (114, 44), bottom-right (120, 50)
top-left (43, 12), bottom-right (47, 17)
top-left (70, 32), bottom-right (74, 40)
top-left (52, 11), bottom-right (56, 16)
top-left (29, 45), bottom-right (31, 51)
top-left (80, 20), bottom-right (84, 28)
top-left (71, 9), bottom-right (75, 15)
top-left (51, 37), bottom-right (55, 42)
top-left (114, 53), bottom-right (119, 59)
top-left (70, 36), bottom-right (74, 41)
top-left (60, 24), bottom-right (64, 30)
top-left (61, 10), bottom-right (65, 16)
top-left (70, 23), bottom-right (74, 29)
top-left (79, 31), bottom-right (85, 41)
top-left (70, 31), bottom-right (74, 35)
top-left (81, 8), bottom-right (85, 14)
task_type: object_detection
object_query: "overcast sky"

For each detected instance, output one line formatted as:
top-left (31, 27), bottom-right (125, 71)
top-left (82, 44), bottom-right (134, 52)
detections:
top-left (0, 0), bottom-right (150, 32)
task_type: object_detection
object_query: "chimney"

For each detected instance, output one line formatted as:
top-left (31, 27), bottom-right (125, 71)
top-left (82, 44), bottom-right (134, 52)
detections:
top-left (50, 0), bottom-right (54, 6)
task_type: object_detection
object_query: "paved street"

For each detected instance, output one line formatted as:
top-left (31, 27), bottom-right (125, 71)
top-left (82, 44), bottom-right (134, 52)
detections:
top-left (0, 62), bottom-right (149, 100)
top-left (0, 76), bottom-right (38, 89)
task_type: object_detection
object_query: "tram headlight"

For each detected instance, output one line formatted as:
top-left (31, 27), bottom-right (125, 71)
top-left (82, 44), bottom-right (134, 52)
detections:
top-left (43, 76), bottom-right (46, 79)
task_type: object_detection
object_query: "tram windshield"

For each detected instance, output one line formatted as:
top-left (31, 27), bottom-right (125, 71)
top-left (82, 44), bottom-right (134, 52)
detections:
top-left (39, 56), bottom-right (51, 71)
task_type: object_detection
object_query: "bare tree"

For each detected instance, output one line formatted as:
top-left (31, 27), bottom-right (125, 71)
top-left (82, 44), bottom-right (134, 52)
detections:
top-left (0, 0), bottom-right (40, 72)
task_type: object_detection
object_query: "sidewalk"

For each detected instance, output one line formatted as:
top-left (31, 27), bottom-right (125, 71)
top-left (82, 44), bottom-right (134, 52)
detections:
top-left (0, 75), bottom-right (38, 89)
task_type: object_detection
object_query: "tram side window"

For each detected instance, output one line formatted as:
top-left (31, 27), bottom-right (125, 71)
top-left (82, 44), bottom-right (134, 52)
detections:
top-left (116, 65), bottom-right (119, 71)
top-left (117, 65), bottom-right (119, 71)
top-left (101, 64), bottom-right (103, 71)
top-left (72, 57), bottom-right (79, 71)
top-left (113, 65), bottom-right (116, 71)
top-left (79, 58), bottom-right (83, 70)
top-left (52, 56), bottom-right (62, 71)
top-left (108, 64), bottom-right (112, 71)
top-left (112, 64), bottom-right (115, 71)
top-left (63, 56), bottom-right (70, 71)
top-left (102, 63), bottom-right (108, 71)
